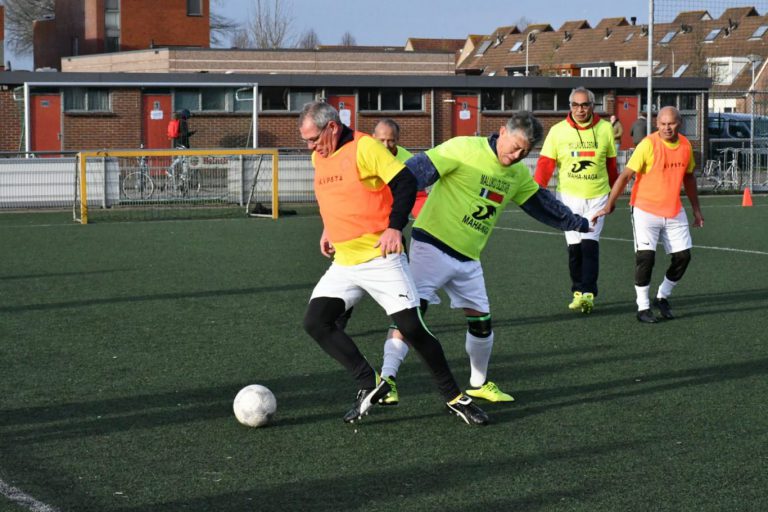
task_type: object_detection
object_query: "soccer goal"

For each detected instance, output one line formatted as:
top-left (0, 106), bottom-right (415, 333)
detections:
top-left (73, 148), bottom-right (279, 224)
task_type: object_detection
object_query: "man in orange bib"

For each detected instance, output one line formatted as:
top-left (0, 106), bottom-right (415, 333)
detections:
top-left (592, 106), bottom-right (704, 323)
top-left (299, 101), bottom-right (488, 426)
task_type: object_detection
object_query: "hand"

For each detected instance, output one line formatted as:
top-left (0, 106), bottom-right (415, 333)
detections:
top-left (591, 205), bottom-right (613, 225)
top-left (692, 213), bottom-right (704, 228)
top-left (374, 228), bottom-right (403, 258)
top-left (320, 230), bottom-right (335, 258)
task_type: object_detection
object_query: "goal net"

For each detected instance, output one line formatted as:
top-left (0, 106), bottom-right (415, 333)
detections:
top-left (73, 148), bottom-right (279, 223)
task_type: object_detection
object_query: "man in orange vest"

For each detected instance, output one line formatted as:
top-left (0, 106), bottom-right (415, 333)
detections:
top-left (299, 101), bottom-right (488, 426)
top-left (592, 106), bottom-right (704, 323)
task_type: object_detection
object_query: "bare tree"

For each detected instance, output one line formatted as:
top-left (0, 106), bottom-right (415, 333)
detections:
top-left (296, 28), bottom-right (320, 49)
top-left (4, 0), bottom-right (54, 54)
top-left (340, 31), bottom-right (357, 47)
top-left (244, 0), bottom-right (295, 49)
top-left (230, 29), bottom-right (253, 49)
top-left (210, 12), bottom-right (240, 48)
top-left (513, 16), bottom-right (532, 31)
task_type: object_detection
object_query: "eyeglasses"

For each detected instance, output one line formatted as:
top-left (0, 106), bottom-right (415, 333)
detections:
top-left (570, 102), bottom-right (593, 109)
top-left (301, 124), bottom-right (328, 145)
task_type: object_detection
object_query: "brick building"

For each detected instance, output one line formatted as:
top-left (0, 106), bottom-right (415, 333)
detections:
top-left (33, 0), bottom-right (210, 70)
top-left (0, 71), bottom-right (708, 159)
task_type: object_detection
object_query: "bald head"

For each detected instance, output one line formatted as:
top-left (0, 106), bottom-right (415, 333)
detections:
top-left (656, 106), bottom-right (682, 142)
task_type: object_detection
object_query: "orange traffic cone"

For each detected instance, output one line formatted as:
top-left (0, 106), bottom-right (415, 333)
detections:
top-left (742, 188), bottom-right (753, 207)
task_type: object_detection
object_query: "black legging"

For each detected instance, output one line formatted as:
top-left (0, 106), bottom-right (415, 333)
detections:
top-left (304, 297), bottom-right (461, 401)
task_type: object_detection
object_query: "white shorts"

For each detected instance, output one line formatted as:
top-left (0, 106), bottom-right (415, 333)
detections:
top-left (631, 206), bottom-right (692, 254)
top-left (557, 191), bottom-right (608, 245)
top-left (310, 254), bottom-right (420, 315)
top-left (408, 239), bottom-right (490, 312)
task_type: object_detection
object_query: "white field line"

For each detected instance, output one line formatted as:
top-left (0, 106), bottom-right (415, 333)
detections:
top-left (494, 226), bottom-right (768, 256)
top-left (0, 479), bottom-right (60, 512)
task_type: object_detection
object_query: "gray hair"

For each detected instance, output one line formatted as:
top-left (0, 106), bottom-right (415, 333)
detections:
top-left (658, 105), bottom-right (682, 123)
top-left (298, 100), bottom-right (341, 129)
top-left (505, 111), bottom-right (544, 146)
top-left (569, 87), bottom-right (596, 105)
top-left (374, 118), bottom-right (401, 138)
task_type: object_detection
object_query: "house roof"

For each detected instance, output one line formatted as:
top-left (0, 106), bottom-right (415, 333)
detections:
top-left (454, 6), bottom-right (767, 92)
top-left (405, 38), bottom-right (465, 53)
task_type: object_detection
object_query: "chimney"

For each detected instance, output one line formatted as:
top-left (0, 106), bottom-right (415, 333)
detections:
top-left (631, 16), bottom-right (637, 26)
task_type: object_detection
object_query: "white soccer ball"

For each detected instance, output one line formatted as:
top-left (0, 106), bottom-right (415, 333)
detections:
top-left (233, 384), bottom-right (277, 427)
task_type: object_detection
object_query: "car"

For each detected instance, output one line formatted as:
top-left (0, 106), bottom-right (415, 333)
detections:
top-left (707, 112), bottom-right (768, 163)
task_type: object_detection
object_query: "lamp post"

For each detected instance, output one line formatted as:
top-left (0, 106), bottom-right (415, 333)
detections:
top-left (525, 31), bottom-right (537, 76)
top-left (746, 54), bottom-right (761, 187)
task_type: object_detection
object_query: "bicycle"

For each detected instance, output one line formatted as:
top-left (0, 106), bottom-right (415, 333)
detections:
top-left (121, 153), bottom-right (155, 200)
top-left (161, 145), bottom-right (201, 198)
top-left (701, 151), bottom-right (739, 191)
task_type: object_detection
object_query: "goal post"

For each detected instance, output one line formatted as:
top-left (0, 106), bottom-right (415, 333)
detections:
top-left (74, 148), bottom-right (279, 224)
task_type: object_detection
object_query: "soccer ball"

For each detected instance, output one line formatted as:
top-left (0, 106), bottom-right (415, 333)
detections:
top-left (233, 384), bottom-right (277, 427)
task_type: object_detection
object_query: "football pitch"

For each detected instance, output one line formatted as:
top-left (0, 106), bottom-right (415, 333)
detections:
top-left (1, 195), bottom-right (767, 511)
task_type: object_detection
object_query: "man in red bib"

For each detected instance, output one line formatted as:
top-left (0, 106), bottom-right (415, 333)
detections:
top-left (299, 101), bottom-right (488, 426)
top-left (593, 106), bottom-right (704, 323)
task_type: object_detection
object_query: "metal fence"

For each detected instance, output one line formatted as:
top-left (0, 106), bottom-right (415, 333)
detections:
top-left (0, 147), bottom-right (759, 214)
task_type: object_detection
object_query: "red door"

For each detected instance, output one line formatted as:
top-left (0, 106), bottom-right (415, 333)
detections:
top-left (452, 95), bottom-right (478, 137)
top-left (30, 94), bottom-right (62, 154)
top-left (142, 94), bottom-right (172, 149)
top-left (327, 95), bottom-right (356, 130)
top-left (616, 95), bottom-right (639, 150)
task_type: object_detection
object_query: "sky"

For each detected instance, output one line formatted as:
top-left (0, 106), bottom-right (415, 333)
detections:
top-left (8, 0), bottom-right (743, 69)
top-left (214, 0), bottom-right (652, 47)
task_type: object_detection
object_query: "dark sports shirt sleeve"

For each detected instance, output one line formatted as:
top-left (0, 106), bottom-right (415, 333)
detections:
top-left (404, 153), bottom-right (440, 190)
top-left (387, 166), bottom-right (417, 231)
top-left (519, 187), bottom-right (590, 233)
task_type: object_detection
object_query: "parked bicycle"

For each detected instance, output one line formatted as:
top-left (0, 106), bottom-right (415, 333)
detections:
top-left (701, 150), bottom-right (739, 191)
top-left (161, 145), bottom-right (201, 198)
top-left (121, 152), bottom-right (154, 200)
top-left (120, 146), bottom-right (201, 200)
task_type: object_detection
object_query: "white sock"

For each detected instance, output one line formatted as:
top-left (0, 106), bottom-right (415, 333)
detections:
top-left (657, 277), bottom-right (678, 299)
top-left (635, 285), bottom-right (651, 310)
top-left (465, 331), bottom-right (494, 388)
top-left (381, 337), bottom-right (409, 380)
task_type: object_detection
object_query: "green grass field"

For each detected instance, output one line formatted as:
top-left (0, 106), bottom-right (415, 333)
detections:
top-left (2, 195), bottom-right (767, 512)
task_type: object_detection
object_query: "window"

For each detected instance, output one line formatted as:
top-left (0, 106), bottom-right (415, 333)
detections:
top-left (381, 88), bottom-right (400, 110)
top-left (258, 87), bottom-right (315, 111)
top-left (201, 89), bottom-right (227, 111)
top-left (653, 63), bottom-right (668, 75)
top-left (533, 91), bottom-right (555, 111)
top-left (482, 90), bottom-right (502, 111)
top-left (475, 40), bottom-right (492, 56)
top-left (679, 94), bottom-right (697, 111)
top-left (357, 88), bottom-right (424, 111)
top-left (481, 90), bottom-right (527, 111)
top-left (402, 89), bottom-right (423, 110)
top-left (64, 88), bottom-right (110, 112)
top-left (750, 25), bottom-right (768, 39)
top-left (704, 28), bottom-right (721, 42)
top-left (708, 61), bottom-right (729, 85)
top-left (104, 0), bottom-right (119, 53)
top-left (617, 66), bottom-right (637, 77)
top-left (659, 31), bottom-right (676, 44)
top-left (673, 63), bottom-right (689, 78)
top-left (504, 90), bottom-right (525, 110)
top-left (289, 90), bottom-right (314, 111)
top-left (556, 90), bottom-right (570, 111)
top-left (624, 32), bottom-right (634, 43)
top-left (187, 0), bottom-right (202, 16)
top-left (509, 41), bottom-right (523, 52)
top-left (173, 88), bottom-right (266, 112)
